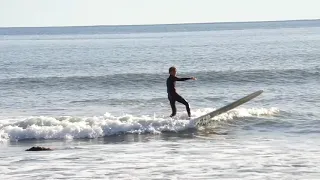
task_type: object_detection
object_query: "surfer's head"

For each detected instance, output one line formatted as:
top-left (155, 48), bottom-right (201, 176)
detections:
top-left (169, 66), bottom-right (177, 76)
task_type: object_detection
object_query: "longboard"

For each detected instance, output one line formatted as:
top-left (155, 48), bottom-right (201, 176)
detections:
top-left (195, 90), bottom-right (263, 126)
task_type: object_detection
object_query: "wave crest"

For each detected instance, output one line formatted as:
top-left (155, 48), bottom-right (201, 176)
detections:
top-left (0, 107), bottom-right (279, 142)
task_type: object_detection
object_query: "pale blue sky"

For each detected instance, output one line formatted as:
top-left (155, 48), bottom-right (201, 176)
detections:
top-left (0, 0), bottom-right (319, 27)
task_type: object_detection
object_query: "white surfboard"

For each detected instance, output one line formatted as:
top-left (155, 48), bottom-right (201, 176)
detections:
top-left (195, 90), bottom-right (263, 126)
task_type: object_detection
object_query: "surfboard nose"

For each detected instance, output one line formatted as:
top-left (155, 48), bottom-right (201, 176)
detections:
top-left (195, 90), bottom-right (263, 126)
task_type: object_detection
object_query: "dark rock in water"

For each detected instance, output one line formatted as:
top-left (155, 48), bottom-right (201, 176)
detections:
top-left (26, 146), bottom-right (53, 151)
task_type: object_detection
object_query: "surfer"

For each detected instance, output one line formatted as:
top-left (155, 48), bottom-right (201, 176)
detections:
top-left (166, 66), bottom-right (196, 118)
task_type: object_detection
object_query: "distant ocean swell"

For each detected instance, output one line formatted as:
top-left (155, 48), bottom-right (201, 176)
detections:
top-left (0, 68), bottom-right (318, 90)
top-left (1, 20), bottom-right (319, 35)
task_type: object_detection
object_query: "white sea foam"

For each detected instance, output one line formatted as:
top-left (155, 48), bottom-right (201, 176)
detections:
top-left (0, 107), bottom-right (279, 142)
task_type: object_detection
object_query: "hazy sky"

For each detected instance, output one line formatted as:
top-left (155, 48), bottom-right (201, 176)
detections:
top-left (1, 0), bottom-right (319, 27)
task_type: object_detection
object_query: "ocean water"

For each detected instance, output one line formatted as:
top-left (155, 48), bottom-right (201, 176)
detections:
top-left (0, 20), bottom-right (320, 179)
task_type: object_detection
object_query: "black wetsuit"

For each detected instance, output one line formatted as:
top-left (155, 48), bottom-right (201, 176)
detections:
top-left (166, 75), bottom-right (192, 117)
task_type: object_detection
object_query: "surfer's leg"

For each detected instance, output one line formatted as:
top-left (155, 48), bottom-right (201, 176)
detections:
top-left (168, 95), bottom-right (176, 117)
top-left (176, 95), bottom-right (191, 117)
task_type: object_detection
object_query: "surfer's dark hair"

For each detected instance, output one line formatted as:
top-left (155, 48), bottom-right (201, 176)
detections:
top-left (169, 66), bottom-right (176, 73)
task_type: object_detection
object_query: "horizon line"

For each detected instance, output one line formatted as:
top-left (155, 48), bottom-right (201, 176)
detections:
top-left (1, 18), bottom-right (319, 29)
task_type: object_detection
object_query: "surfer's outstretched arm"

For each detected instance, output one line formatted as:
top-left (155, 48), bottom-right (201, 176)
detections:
top-left (174, 76), bottom-right (196, 81)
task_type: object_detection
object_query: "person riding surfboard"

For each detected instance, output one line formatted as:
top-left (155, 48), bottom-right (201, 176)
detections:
top-left (166, 66), bottom-right (196, 118)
